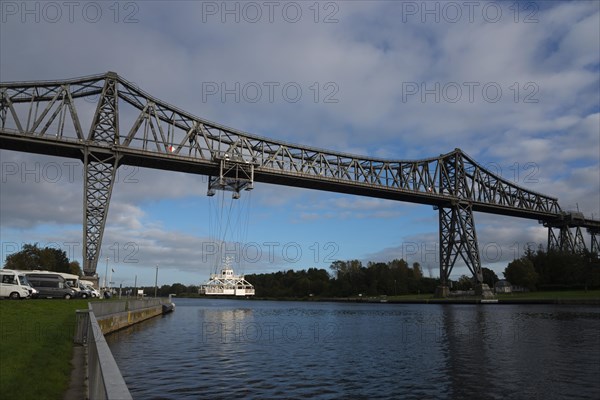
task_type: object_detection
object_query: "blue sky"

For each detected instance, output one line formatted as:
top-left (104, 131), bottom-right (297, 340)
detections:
top-left (1, 1), bottom-right (599, 287)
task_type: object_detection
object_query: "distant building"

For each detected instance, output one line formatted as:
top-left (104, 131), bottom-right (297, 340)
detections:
top-left (511, 285), bottom-right (529, 293)
top-left (495, 280), bottom-right (512, 294)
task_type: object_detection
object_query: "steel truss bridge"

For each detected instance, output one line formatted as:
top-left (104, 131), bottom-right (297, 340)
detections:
top-left (1, 72), bottom-right (599, 290)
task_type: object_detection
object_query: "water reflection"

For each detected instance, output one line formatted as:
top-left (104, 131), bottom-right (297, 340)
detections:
top-left (107, 300), bottom-right (600, 400)
top-left (439, 305), bottom-right (600, 400)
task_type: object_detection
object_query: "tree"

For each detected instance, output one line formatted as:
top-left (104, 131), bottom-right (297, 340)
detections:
top-left (4, 243), bottom-right (40, 270)
top-left (329, 260), bottom-right (347, 279)
top-left (455, 275), bottom-right (473, 291)
top-left (69, 261), bottom-right (82, 276)
top-left (412, 262), bottom-right (423, 280)
top-left (482, 267), bottom-right (498, 288)
top-left (4, 243), bottom-right (71, 273)
top-left (504, 258), bottom-right (538, 290)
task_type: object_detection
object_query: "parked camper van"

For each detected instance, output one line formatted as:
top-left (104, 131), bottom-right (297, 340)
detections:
top-left (80, 280), bottom-right (100, 298)
top-left (25, 273), bottom-right (76, 299)
top-left (56, 272), bottom-right (91, 299)
top-left (0, 269), bottom-right (31, 299)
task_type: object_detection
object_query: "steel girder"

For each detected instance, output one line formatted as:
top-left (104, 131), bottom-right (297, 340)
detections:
top-left (82, 76), bottom-right (120, 276)
top-left (1, 72), bottom-right (599, 278)
top-left (0, 72), bottom-right (563, 218)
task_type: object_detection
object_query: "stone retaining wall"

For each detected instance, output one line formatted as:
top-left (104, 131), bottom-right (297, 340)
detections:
top-left (95, 304), bottom-right (163, 334)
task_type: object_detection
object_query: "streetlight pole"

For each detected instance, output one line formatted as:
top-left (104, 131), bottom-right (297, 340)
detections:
top-left (109, 267), bottom-right (114, 293)
top-left (119, 280), bottom-right (127, 299)
top-left (104, 257), bottom-right (109, 289)
top-left (154, 265), bottom-right (159, 298)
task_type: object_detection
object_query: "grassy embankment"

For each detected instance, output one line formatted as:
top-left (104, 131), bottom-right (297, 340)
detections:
top-left (495, 289), bottom-right (600, 300)
top-left (0, 299), bottom-right (90, 400)
top-left (364, 290), bottom-right (600, 302)
top-left (183, 290), bottom-right (600, 302)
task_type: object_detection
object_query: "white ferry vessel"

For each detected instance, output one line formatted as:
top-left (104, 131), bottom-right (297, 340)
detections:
top-left (199, 258), bottom-right (255, 296)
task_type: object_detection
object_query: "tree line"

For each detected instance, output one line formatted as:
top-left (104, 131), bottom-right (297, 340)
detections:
top-left (3, 243), bottom-right (82, 275)
top-left (246, 259), bottom-right (439, 298)
top-left (3, 243), bottom-right (597, 297)
top-left (503, 247), bottom-right (599, 291)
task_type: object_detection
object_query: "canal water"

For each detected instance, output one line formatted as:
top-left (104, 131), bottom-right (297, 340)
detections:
top-left (107, 298), bottom-right (600, 399)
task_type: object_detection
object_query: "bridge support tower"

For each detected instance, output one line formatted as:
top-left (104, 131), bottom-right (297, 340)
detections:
top-left (590, 228), bottom-right (599, 256)
top-left (543, 212), bottom-right (588, 255)
top-left (82, 73), bottom-right (120, 277)
top-left (436, 202), bottom-right (492, 298)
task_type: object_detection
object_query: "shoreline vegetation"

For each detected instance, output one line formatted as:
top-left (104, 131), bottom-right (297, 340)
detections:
top-left (176, 289), bottom-right (600, 304)
top-left (1, 290), bottom-right (598, 399)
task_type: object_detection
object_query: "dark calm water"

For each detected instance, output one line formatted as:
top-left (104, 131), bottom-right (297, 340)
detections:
top-left (106, 298), bottom-right (600, 399)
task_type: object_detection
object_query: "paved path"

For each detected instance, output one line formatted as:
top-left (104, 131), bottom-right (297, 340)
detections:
top-left (63, 345), bottom-right (86, 400)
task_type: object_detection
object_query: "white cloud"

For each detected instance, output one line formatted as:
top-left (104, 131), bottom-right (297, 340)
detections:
top-left (1, 1), bottom-right (598, 284)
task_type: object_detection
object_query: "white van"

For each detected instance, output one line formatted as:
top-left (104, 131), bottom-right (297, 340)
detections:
top-left (24, 270), bottom-right (90, 299)
top-left (0, 269), bottom-right (32, 299)
top-left (80, 280), bottom-right (100, 298)
top-left (56, 272), bottom-right (91, 298)
top-left (25, 272), bottom-right (77, 299)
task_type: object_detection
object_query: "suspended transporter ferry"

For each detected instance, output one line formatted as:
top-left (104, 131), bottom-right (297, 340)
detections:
top-left (199, 258), bottom-right (255, 296)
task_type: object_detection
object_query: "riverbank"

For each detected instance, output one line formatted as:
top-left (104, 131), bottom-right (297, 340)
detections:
top-left (319, 290), bottom-right (600, 304)
top-left (0, 297), bottom-right (173, 400)
top-left (178, 289), bottom-right (600, 305)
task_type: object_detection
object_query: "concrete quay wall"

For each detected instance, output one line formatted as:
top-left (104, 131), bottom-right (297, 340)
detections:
top-left (95, 304), bottom-right (163, 335)
top-left (72, 299), bottom-right (174, 400)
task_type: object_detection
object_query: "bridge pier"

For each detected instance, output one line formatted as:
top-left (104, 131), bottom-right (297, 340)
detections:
top-left (82, 75), bottom-right (120, 277)
top-left (437, 202), bottom-right (484, 297)
top-left (591, 228), bottom-right (599, 255)
top-left (543, 212), bottom-right (591, 255)
top-left (547, 225), bottom-right (587, 254)
top-left (474, 283), bottom-right (495, 298)
top-left (435, 285), bottom-right (450, 298)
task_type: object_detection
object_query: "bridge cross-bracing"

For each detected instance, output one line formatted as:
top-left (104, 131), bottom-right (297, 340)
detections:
top-left (1, 72), bottom-right (599, 291)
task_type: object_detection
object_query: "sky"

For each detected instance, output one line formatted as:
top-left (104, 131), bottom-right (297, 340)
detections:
top-left (1, 1), bottom-right (599, 287)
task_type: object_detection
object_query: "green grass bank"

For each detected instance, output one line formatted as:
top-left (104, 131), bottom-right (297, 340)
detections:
top-left (0, 299), bottom-right (90, 400)
top-left (343, 289), bottom-right (600, 303)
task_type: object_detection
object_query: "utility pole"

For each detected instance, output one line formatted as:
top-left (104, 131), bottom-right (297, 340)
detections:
top-left (104, 257), bottom-right (109, 289)
top-left (154, 265), bottom-right (159, 298)
top-left (109, 267), bottom-right (114, 292)
top-left (134, 275), bottom-right (137, 298)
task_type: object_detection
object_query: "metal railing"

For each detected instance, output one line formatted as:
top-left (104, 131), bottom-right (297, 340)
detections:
top-left (73, 298), bottom-right (171, 399)
top-left (75, 309), bottom-right (132, 400)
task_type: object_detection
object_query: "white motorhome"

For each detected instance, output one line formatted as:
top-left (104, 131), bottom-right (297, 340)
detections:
top-left (80, 280), bottom-right (100, 298)
top-left (25, 272), bottom-right (76, 299)
top-left (0, 269), bottom-right (32, 299)
top-left (23, 270), bottom-right (91, 299)
top-left (55, 272), bottom-right (92, 299)
top-left (55, 272), bottom-right (80, 289)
